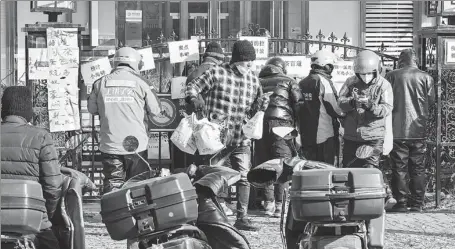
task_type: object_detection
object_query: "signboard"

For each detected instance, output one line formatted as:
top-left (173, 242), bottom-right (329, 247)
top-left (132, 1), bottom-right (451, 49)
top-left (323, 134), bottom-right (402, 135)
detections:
top-left (80, 57), bottom-right (112, 84)
top-left (239, 36), bottom-right (269, 59)
top-left (125, 10), bottom-right (143, 47)
top-left (332, 60), bottom-right (355, 93)
top-left (149, 94), bottom-right (186, 130)
top-left (171, 76), bottom-right (187, 99)
top-left (446, 39), bottom-right (455, 64)
top-left (137, 47), bottom-right (156, 71)
top-left (280, 56), bottom-right (311, 77)
top-left (168, 40), bottom-right (199, 64)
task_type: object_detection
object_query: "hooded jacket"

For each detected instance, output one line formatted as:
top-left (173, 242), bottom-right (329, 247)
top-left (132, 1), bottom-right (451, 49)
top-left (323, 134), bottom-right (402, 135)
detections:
top-left (338, 75), bottom-right (393, 142)
top-left (386, 66), bottom-right (435, 140)
top-left (1, 115), bottom-right (63, 230)
top-left (259, 64), bottom-right (302, 124)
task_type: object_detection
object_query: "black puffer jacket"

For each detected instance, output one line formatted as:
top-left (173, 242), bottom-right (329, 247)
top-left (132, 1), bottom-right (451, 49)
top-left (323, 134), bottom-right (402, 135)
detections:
top-left (259, 64), bottom-right (302, 123)
top-left (1, 116), bottom-right (63, 230)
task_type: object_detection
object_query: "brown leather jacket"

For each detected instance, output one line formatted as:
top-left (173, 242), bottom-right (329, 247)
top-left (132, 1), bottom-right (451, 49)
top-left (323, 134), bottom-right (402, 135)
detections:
top-left (385, 66), bottom-right (435, 139)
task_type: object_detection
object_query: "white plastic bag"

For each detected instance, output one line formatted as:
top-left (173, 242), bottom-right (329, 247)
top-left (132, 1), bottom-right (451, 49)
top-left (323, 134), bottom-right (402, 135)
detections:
top-left (171, 113), bottom-right (198, 155)
top-left (383, 114), bottom-right (393, 155)
top-left (193, 118), bottom-right (225, 155)
top-left (243, 111), bottom-right (264, 140)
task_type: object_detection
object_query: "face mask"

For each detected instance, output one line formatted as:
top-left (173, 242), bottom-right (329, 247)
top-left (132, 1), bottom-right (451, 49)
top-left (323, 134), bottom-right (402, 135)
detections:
top-left (359, 73), bottom-right (374, 84)
top-left (235, 62), bottom-right (252, 75)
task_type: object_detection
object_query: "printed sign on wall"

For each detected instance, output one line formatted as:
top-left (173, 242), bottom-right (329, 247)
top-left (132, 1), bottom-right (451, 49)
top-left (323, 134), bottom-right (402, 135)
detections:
top-left (168, 39), bottom-right (200, 64)
top-left (137, 47), bottom-right (156, 71)
top-left (280, 56), bottom-right (312, 77)
top-left (171, 76), bottom-right (187, 99)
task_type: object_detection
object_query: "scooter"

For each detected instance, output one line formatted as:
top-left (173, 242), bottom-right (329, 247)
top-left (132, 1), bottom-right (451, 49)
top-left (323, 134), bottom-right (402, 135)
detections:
top-left (101, 135), bottom-right (250, 249)
top-left (247, 127), bottom-right (386, 249)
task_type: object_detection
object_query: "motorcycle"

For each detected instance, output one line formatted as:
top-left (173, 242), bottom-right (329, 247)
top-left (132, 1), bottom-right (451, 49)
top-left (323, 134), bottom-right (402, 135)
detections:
top-left (100, 135), bottom-right (250, 249)
top-left (247, 127), bottom-right (387, 249)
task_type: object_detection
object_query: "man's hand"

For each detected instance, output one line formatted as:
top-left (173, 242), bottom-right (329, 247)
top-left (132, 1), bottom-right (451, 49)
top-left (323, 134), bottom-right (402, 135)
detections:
top-left (358, 96), bottom-right (373, 110)
top-left (190, 97), bottom-right (205, 112)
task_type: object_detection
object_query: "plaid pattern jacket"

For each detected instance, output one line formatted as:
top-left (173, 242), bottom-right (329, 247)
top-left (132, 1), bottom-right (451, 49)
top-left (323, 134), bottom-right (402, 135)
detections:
top-left (186, 63), bottom-right (264, 146)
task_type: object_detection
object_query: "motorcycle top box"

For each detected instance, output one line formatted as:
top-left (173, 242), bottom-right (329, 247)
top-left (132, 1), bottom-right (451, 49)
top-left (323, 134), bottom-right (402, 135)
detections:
top-left (100, 173), bottom-right (199, 241)
top-left (1, 179), bottom-right (47, 235)
top-left (290, 168), bottom-right (386, 222)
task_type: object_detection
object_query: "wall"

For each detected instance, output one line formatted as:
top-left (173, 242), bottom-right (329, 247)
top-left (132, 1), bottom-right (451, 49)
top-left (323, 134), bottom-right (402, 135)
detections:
top-left (308, 1), bottom-right (361, 47)
top-left (1, 1), bottom-right (7, 86)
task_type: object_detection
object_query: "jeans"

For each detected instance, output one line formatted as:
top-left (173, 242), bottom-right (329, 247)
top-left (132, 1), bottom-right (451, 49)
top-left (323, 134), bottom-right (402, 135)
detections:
top-left (342, 139), bottom-right (383, 168)
top-left (302, 136), bottom-right (336, 165)
top-left (101, 150), bottom-right (148, 193)
top-left (389, 139), bottom-right (426, 207)
top-left (255, 119), bottom-right (294, 204)
top-left (228, 145), bottom-right (252, 219)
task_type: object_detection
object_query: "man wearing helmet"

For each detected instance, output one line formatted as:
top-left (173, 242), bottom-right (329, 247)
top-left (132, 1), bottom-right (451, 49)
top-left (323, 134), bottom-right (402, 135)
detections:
top-left (338, 50), bottom-right (393, 169)
top-left (88, 47), bottom-right (162, 194)
top-left (255, 57), bottom-right (302, 217)
top-left (298, 50), bottom-right (343, 165)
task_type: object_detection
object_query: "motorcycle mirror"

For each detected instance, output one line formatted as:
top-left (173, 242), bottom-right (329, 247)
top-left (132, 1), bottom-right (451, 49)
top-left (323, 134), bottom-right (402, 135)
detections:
top-left (272, 127), bottom-right (298, 140)
top-left (123, 136), bottom-right (139, 153)
top-left (355, 145), bottom-right (381, 159)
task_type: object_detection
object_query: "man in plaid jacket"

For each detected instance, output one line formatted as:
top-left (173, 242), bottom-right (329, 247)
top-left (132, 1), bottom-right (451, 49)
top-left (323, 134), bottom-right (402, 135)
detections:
top-left (185, 40), bottom-right (266, 231)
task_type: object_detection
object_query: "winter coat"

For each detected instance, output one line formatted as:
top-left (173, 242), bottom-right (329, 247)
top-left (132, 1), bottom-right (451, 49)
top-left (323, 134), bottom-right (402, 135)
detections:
top-left (259, 64), bottom-right (302, 124)
top-left (338, 75), bottom-right (394, 142)
top-left (386, 66), bottom-right (435, 139)
top-left (1, 115), bottom-right (63, 230)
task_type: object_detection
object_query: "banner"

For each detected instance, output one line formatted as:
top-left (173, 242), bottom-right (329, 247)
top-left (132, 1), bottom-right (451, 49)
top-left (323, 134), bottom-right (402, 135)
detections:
top-left (168, 39), bottom-right (200, 63)
top-left (332, 60), bottom-right (355, 93)
top-left (80, 57), bottom-right (112, 84)
top-left (280, 56), bottom-right (312, 77)
top-left (46, 28), bottom-right (80, 133)
top-left (240, 36), bottom-right (269, 59)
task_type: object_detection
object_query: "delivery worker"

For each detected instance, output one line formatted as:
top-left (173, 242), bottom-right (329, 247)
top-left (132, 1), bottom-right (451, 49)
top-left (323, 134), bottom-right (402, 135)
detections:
top-left (298, 50), bottom-right (343, 165)
top-left (338, 50), bottom-right (396, 209)
top-left (186, 40), bottom-right (267, 231)
top-left (256, 57), bottom-right (302, 217)
top-left (1, 86), bottom-right (63, 249)
top-left (386, 49), bottom-right (435, 212)
top-left (88, 47), bottom-right (162, 194)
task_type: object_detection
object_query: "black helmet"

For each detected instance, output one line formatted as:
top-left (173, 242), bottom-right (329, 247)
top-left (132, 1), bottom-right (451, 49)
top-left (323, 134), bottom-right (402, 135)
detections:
top-left (265, 57), bottom-right (287, 74)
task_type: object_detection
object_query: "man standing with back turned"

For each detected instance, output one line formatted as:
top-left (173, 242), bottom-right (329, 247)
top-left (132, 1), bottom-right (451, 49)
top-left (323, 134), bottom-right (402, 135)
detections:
top-left (386, 49), bottom-right (435, 212)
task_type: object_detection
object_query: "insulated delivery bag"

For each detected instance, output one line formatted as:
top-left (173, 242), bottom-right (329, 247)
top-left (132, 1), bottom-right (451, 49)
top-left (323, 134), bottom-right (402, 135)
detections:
top-left (100, 173), bottom-right (198, 240)
top-left (1, 179), bottom-right (47, 235)
top-left (290, 168), bottom-right (386, 222)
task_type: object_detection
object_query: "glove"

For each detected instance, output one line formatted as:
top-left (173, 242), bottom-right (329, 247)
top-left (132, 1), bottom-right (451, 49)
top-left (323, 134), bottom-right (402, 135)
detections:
top-left (361, 99), bottom-right (374, 110)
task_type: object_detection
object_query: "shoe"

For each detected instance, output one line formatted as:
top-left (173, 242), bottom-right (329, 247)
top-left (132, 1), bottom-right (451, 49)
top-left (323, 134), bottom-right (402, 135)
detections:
top-left (389, 203), bottom-right (408, 213)
top-left (409, 206), bottom-right (423, 212)
top-left (234, 218), bottom-right (260, 231)
top-left (385, 197), bottom-right (397, 211)
top-left (272, 202), bottom-right (283, 218)
top-left (264, 201), bottom-right (275, 216)
top-left (220, 202), bottom-right (234, 216)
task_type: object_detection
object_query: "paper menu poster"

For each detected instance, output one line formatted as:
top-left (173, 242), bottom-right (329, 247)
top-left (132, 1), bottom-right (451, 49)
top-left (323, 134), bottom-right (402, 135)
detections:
top-left (47, 28), bottom-right (78, 48)
top-left (137, 47), bottom-right (156, 71)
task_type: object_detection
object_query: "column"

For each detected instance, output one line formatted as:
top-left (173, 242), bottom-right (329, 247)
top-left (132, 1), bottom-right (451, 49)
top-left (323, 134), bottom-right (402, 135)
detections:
top-left (210, 0), bottom-right (219, 36)
top-left (179, 2), bottom-right (188, 40)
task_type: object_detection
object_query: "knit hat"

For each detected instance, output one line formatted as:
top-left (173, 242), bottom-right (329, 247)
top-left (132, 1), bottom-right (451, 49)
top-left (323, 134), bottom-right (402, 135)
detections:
top-left (1, 86), bottom-right (33, 122)
top-left (203, 42), bottom-right (225, 61)
top-left (230, 40), bottom-right (256, 64)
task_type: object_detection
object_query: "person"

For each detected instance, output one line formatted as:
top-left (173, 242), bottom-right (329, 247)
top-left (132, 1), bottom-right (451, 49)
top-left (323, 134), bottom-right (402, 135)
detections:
top-left (255, 57), bottom-right (302, 217)
top-left (1, 86), bottom-right (63, 249)
top-left (88, 46), bottom-right (162, 194)
top-left (185, 40), bottom-right (266, 231)
top-left (386, 49), bottom-right (435, 212)
top-left (298, 50), bottom-right (343, 165)
top-left (338, 50), bottom-right (396, 208)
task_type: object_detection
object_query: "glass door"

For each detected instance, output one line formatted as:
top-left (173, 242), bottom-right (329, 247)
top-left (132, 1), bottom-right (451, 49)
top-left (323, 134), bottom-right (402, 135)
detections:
top-left (188, 2), bottom-right (209, 38)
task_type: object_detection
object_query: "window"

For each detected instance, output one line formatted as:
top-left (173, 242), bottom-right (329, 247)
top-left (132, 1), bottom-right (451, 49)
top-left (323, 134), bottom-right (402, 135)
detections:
top-left (364, 1), bottom-right (414, 60)
top-left (219, 1), bottom-right (241, 38)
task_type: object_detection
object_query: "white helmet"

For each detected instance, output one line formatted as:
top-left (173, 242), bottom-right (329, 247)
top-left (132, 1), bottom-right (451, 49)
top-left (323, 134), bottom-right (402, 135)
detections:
top-left (113, 47), bottom-right (143, 71)
top-left (311, 50), bottom-right (337, 67)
